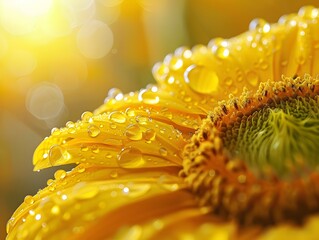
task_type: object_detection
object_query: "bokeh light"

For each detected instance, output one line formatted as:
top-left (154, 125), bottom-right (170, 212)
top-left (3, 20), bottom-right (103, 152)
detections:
top-left (76, 19), bottom-right (113, 59)
top-left (1, 0), bottom-right (318, 239)
top-left (26, 82), bottom-right (65, 121)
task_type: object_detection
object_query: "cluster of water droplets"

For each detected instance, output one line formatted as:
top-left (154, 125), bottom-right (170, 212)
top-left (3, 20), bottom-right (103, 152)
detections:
top-left (151, 6), bottom-right (319, 112)
top-left (7, 166), bottom-right (183, 239)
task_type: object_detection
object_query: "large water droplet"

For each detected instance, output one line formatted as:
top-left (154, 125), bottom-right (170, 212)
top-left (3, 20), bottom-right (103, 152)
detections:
top-left (184, 65), bottom-right (219, 94)
top-left (87, 124), bottom-right (100, 137)
top-left (125, 124), bottom-right (143, 140)
top-left (109, 111), bottom-right (126, 123)
top-left (49, 145), bottom-right (69, 166)
top-left (117, 147), bottom-right (145, 168)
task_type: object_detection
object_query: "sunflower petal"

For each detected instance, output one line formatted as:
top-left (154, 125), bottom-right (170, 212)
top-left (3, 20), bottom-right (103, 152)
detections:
top-left (152, 7), bottom-right (319, 113)
top-left (33, 86), bottom-right (204, 170)
top-left (6, 166), bottom-right (189, 240)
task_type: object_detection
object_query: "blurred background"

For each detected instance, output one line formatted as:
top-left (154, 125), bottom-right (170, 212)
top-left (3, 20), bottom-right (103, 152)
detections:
top-left (0, 0), bottom-right (317, 238)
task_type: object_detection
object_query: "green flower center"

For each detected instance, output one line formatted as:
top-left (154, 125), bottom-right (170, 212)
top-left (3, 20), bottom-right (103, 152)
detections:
top-left (182, 75), bottom-right (319, 225)
top-left (224, 96), bottom-right (319, 179)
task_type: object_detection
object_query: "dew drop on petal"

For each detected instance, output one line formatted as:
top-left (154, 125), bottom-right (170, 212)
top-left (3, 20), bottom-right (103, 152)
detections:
top-left (152, 62), bottom-right (169, 82)
top-left (109, 111), bottom-right (126, 123)
top-left (144, 129), bottom-right (156, 142)
top-left (125, 124), bottom-right (143, 140)
top-left (138, 89), bottom-right (160, 105)
top-left (110, 170), bottom-right (118, 178)
top-left (127, 184), bottom-right (151, 198)
top-left (81, 111), bottom-right (93, 122)
top-left (87, 124), bottom-right (100, 137)
top-left (49, 145), bottom-right (65, 166)
top-left (117, 147), bottom-right (145, 168)
top-left (298, 6), bottom-right (319, 19)
top-left (73, 182), bottom-right (99, 200)
top-left (249, 18), bottom-right (270, 33)
top-left (184, 65), bottom-right (219, 94)
top-left (6, 218), bottom-right (15, 234)
top-left (169, 56), bottom-right (183, 71)
top-left (136, 116), bottom-right (149, 125)
top-left (159, 147), bottom-right (168, 157)
top-left (224, 77), bottom-right (233, 86)
top-left (54, 169), bottom-right (67, 180)
top-left (24, 195), bottom-right (35, 205)
top-left (246, 71), bottom-right (259, 87)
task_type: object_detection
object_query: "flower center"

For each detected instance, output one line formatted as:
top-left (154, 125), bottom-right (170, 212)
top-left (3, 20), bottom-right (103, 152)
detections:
top-left (182, 75), bottom-right (319, 225)
top-left (223, 96), bottom-right (319, 179)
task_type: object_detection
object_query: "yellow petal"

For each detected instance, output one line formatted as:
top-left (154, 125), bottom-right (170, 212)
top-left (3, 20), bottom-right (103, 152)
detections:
top-left (152, 6), bottom-right (319, 112)
top-left (6, 166), bottom-right (189, 240)
top-left (33, 86), bottom-right (204, 170)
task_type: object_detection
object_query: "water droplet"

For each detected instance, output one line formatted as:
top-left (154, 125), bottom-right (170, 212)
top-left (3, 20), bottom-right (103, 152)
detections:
top-left (117, 147), bottom-right (145, 168)
top-left (124, 225), bottom-right (142, 240)
top-left (298, 6), bottom-right (319, 19)
top-left (74, 182), bottom-right (100, 200)
top-left (125, 124), bottom-right (143, 140)
top-left (77, 165), bottom-right (86, 173)
top-left (161, 183), bottom-right (179, 191)
top-left (6, 218), bottom-right (15, 233)
top-left (51, 127), bottom-right (61, 136)
top-left (49, 145), bottom-right (67, 166)
top-left (138, 89), bottom-right (160, 105)
top-left (246, 71), bottom-right (259, 87)
top-left (105, 152), bottom-right (113, 159)
top-left (209, 38), bottom-right (230, 59)
top-left (51, 205), bottom-right (60, 215)
top-left (224, 77), bottom-right (233, 86)
top-left (144, 129), bottom-right (156, 142)
top-left (159, 147), bottom-right (168, 157)
top-left (109, 111), bottom-right (126, 123)
top-left (169, 56), bottom-right (183, 71)
top-left (259, 60), bottom-right (269, 70)
top-left (54, 169), bottom-right (67, 180)
top-left (108, 88), bottom-right (123, 100)
top-left (127, 184), bottom-right (151, 198)
top-left (91, 146), bottom-right (100, 154)
top-left (87, 124), bottom-right (100, 137)
top-left (152, 62), bottom-right (169, 82)
top-left (184, 65), bottom-right (219, 94)
top-left (81, 146), bottom-right (89, 152)
top-left (81, 111), bottom-right (93, 122)
top-left (125, 108), bottom-right (136, 117)
top-left (66, 121), bottom-right (75, 128)
top-left (24, 195), bottom-right (35, 205)
top-left (110, 170), bottom-right (118, 178)
top-left (136, 116), bottom-right (149, 125)
top-left (249, 18), bottom-right (270, 33)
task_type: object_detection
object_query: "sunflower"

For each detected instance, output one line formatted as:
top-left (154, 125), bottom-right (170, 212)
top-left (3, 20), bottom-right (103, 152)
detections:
top-left (6, 6), bottom-right (319, 240)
